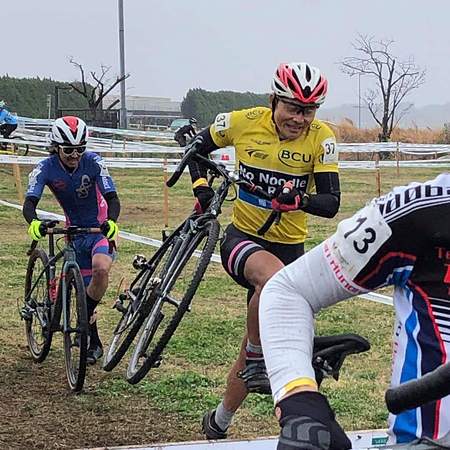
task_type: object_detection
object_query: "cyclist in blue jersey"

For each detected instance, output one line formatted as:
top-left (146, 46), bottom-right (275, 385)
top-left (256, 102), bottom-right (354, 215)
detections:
top-left (259, 174), bottom-right (450, 449)
top-left (0, 100), bottom-right (18, 149)
top-left (22, 116), bottom-right (121, 365)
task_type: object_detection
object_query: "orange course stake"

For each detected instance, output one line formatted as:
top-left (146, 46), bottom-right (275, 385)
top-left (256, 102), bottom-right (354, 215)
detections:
top-left (12, 162), bottom-right (24, 203)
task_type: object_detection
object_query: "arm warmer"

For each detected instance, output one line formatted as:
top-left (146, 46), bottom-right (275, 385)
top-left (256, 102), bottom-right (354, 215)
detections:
top-left (301, 172), bottom-right (341, 218)
top-left (104, 191), bottom-right (121, 222)
top-left (187, 127), bottom-right (220, 184)
top-left (23, 196), bottom-right (39, 224)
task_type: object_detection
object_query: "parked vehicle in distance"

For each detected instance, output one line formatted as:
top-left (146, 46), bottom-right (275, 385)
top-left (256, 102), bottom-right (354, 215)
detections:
top-left (168, 118), bottom-right (191, 131)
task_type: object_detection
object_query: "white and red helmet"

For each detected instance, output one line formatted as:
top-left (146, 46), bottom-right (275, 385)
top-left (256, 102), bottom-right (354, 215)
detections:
top-left (272, 62), bottom-right (328, 105)
top-left (50, 116), bottom-right (88, 146)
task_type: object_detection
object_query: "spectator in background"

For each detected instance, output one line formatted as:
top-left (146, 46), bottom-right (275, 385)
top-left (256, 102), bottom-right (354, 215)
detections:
top-left (0, 100), bottom-right (18, 149)
top-left (174, 117), bottom-right (198, 147)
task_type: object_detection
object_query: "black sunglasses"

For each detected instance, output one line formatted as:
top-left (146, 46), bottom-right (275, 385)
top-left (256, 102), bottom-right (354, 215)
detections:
top-left (277, 97), bottom-right (318, 115)
top-left (59, 145), bottom-right (86, 155)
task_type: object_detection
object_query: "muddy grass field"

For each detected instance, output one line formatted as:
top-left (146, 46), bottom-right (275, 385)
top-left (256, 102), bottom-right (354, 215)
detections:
top-left (0, 165), bottom-right (443, 449)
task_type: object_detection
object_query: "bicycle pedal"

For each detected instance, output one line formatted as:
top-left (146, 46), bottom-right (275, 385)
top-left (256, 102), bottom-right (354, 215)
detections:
top-left (132, 254), bottom-right (147, 270)
top-left (152, 356), bottom-right (162, 368)
top-left (20, 305), bottom-right (34, 321)
top-left (113, 299), bottom-right (128, 314)
top-left (149, 277), bottom-right (162, 286)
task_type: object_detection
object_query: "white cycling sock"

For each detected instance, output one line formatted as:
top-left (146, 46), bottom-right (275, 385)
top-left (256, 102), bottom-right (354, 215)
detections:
top-left (245, 340), bottom-right (263, 361)
top-left (214, 401), bottom-right (234, 431)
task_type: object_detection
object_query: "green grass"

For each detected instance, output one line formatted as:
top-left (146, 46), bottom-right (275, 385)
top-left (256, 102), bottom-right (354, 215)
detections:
top-left (0, 163), bottom-right (445, 447)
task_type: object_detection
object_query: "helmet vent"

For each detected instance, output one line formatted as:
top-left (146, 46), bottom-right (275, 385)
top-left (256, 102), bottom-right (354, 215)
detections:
top-left (287, 78), bottom-right (297, 92)
top-left (305, 64), bottom-right (312, 81)
top-left (274, 80), bottom-right (285, 92)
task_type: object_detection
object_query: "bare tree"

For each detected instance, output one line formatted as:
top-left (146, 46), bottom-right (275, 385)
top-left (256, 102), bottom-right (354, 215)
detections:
top-left (340, 34), bottom-right (425, 141)
top-left (69, 58), bottom-right (130, 123)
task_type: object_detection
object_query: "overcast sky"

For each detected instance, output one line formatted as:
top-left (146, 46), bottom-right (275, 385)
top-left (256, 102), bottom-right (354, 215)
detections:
top-left (4, 1), bottom-right (450, 108)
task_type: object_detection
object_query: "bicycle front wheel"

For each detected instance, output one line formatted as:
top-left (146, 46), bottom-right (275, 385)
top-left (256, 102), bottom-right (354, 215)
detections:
top-left (63, 267), bottom-right (88, 392)
top-left (103, 227), bottom-right (182, 372)
top-left (126, 218), bottom-right (220, 384)
top-left (24, 249), bottom-right (53, 363)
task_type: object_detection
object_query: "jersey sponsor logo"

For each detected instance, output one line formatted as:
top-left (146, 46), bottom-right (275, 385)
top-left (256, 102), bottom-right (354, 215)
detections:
top-left (76, 175), bottom-right (92, 198)
top-left (245, 148), bottom-right (269, 159)
top-left (250, 139), bottom-right (273, 145)
top-left (436, 247), bottom-right (450, 295)
top-left (51, 179), bottom-right (67, 191)
top-left (321, 137), bottom-right (338, 164)
top-left (378, 183), bottom-right (450, 219)
top-left (310, 123), bottom-right (322, 130)
top-left (239, 161), bottom-right (308, 196)
top-left (28, 164), bottom-right (42, 191)
top-left (278, 148), bottom-right (312, 168)
top-left (245, 109), bottom-right (264, 120)
top-left (323, 241), bottom-right (363, 294)
top-left (96, 157), bottom-right (110, 177)
top-left (213, 112), bottom-right (231, 132)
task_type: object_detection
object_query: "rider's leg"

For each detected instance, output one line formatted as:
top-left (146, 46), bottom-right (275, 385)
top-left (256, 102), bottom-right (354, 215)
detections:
top-left (258, 244), bottom-right (356, 450)
top-left (77, 236), bottom-right (114, 363)
top-left (86, 252), bottom-right (113, 328)
top-left (212, 251), bottom-right (285, 433)
top-left (0, 124), bottom-right (7, 149)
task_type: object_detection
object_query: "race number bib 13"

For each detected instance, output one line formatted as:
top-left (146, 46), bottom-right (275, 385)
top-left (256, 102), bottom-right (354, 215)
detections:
top-left (327, 202), bottom-right (392, 279)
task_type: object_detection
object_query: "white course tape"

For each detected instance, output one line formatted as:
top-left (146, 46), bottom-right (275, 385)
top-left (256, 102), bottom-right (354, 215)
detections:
top-left (2, 153), bottom-right (450, 171)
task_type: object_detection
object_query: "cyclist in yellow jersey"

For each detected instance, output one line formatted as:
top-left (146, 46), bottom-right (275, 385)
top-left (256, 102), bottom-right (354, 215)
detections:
top-left (179, 62), bottom-right (341, 440)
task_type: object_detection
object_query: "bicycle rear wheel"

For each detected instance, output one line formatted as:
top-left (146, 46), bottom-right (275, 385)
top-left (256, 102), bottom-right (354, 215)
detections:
top-left (23, 249), bottom-right (53, 363)
top-left (103, 226), bottom-right (183, 371)
top-left (126, 218), bottom-right (220, 384)
top-left (63, 267), bottom-right (88, 392)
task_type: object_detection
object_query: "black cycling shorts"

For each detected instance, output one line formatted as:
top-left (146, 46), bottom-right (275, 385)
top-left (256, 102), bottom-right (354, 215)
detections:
top-left (220, 223), bottom-right (304, 299)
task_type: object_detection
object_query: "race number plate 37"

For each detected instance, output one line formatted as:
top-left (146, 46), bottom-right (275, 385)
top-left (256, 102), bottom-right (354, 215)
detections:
top-left (327, 202), bottom-right (392, 279)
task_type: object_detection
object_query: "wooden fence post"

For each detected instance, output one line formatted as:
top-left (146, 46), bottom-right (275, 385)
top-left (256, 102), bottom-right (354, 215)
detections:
top-left (375, 151), bottom-right (381, 197)
top-left (396, 142), bottom-right (400, 177)
top-left (12, 162), bottom-right (24, 203)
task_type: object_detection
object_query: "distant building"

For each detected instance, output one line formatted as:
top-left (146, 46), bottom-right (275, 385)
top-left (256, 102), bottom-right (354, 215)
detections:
top-left (103, 95), bottom-right (183, 129)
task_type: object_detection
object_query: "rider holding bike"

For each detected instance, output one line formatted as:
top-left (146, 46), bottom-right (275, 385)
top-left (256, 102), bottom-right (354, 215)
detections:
top-left (0, 100), bottom-right (18, 149)
top-left (259, 173), bottom-right (450, 449)
top-left (180, 62), bottom-right (341, 439)
top-left (22, 116), bottom-right (121, 365)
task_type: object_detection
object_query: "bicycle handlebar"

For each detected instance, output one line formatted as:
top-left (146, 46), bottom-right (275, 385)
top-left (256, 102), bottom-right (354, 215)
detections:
top-left (166, 143), bottom-right (200, 188)
top-left (166, 144), bottom-right (281, 235)
top-left (27, 222), bottom-right (103, 255)
top-left (385, 362), bottom-right (450, 414)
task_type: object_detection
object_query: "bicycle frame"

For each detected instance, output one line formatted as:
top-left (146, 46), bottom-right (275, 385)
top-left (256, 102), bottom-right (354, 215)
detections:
top-left (25, 234), bottom-right (84, 333)
top-left (59, 245), bottom-right (83, 334)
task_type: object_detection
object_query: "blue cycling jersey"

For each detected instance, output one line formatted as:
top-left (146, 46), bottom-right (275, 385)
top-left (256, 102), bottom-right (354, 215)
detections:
top-left (26, 152), bottom-right (116, 227)
top-left (0, 108), bottom-right (18, 125)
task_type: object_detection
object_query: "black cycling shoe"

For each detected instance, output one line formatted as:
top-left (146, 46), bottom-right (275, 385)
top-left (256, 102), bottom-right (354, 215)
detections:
top-left (86, 344), bottom-right (103, 365)
top-left (202, 410), bottom-right (228, 440)
top-left (238, 359), bottom-right (272, 395)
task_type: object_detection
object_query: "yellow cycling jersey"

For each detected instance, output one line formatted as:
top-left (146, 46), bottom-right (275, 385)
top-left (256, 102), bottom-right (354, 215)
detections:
top-left (210, 107), bottom-right (339, 244)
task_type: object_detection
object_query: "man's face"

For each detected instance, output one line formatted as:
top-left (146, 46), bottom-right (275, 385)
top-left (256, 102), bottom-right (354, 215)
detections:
top-left (57, 145), bottom-right (85, 169)
top-left (272, 96), bottom-right (318, 141)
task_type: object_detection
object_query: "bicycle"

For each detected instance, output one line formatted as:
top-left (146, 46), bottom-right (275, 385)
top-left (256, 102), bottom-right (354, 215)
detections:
top-left (0, 134), bottom-right (29, 155)
top-left (103, 143), bottom-right (277, 384)
top-left (21, 220), bottom-right (104, 392)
